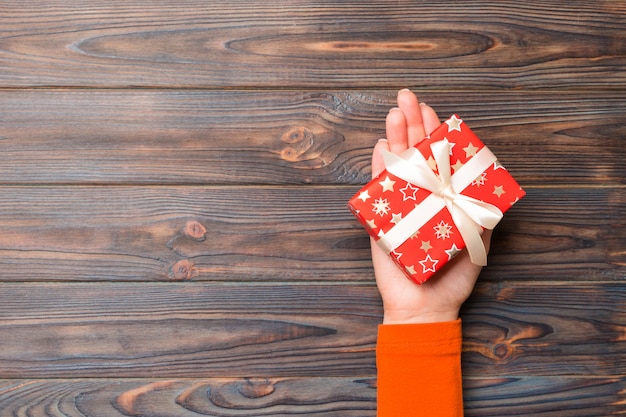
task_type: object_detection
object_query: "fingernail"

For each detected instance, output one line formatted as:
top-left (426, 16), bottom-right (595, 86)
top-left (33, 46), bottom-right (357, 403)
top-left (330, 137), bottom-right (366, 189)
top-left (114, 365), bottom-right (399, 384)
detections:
top-left (377, 138), bottom-right (388, 143)
top-left (388, 107), bottom-right (400, 113)
top-left (399, 88), bottom-right (411, 93)
top-left (419, 102), bottom-right (428, 107)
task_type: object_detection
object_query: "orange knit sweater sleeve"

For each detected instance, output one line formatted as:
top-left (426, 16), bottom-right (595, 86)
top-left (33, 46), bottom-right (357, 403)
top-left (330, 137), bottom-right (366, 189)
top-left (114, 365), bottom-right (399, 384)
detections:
top-left (376, 319), bottom-right (464, 417)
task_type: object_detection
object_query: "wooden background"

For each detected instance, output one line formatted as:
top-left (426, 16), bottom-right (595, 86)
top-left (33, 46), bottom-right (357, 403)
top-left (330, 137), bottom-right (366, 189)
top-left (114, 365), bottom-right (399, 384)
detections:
top-left (1, 1), bottom-right (625, 415)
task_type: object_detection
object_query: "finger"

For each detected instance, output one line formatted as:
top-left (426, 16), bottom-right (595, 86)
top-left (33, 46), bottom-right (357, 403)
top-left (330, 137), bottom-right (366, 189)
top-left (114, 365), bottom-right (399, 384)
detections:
top-left (397, 89), bottom-right (425, 147)
top-left (419, 102), bottom-right (441, 137)
top-left (371, 138), bottom-right (390, 177)
top-left (386, 108), bottom-right (409, 154)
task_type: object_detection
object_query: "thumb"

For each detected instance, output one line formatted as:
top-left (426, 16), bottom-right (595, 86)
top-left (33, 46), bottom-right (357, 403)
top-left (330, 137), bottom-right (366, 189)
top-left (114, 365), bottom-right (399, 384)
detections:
top-left (371, 139), bottom-right (390, 177)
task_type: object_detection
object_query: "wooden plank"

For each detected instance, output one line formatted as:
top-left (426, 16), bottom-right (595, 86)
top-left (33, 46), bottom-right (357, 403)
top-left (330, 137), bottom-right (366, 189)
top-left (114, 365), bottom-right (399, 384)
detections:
top-left (0, 186), bottom-right (622, 282)
top-left (462, 282), bottom-right (626, 376)
top-left (0, 377), bottom-right (624, 416)
top-left (0, 90), bottom-right (624, 185)
top-left (0, 1), bottom-right (624, 89)
top-left (0, 282), bottom-right (623, 378)
top-left (464, 376), bottom-right (626, 416)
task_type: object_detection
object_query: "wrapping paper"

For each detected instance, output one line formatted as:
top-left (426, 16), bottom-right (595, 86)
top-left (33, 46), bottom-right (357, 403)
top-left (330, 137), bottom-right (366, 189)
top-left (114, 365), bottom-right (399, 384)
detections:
top-left (349, 115), bottom-right (525, 284)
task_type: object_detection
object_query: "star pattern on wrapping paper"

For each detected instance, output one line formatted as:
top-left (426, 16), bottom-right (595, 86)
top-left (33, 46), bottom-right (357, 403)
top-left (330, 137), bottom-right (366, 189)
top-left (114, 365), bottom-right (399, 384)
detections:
top-left (434, 220), bottom-right (453, 240)
top-left (493, 185), bottom-right (506, 198)
top-left (463, 142), bottom-right (479, 158)
top-left (444, 138), bottom-right (456, 155)
top-left (372, 197), bottom-right (390, 216)
top-left (379, 176), bottom-right (396, 192)
top-left (409, 229), bottom-right (420, 240)
top-left (366, 219), bottom-right (377, 229)
top-left (451, 159), bottom-right (464, 173)
top-left (358, 190), bottom-right (371, 202)
top-left (391, 212), bottom-right (403, 225)
top-left (445, 115), bottom-right (463, 132)
top-left (472, 172), bottom-right (487, 187)
top-left (391, 250), bottom-right (403, 261)
top-left (420, 240), bottom-right (432, 252)
top-left (445, 244), bottom-right (462, 260)
top-left (399, 183), bottom-right (419, 201)
top-left (405, 265), bottom-right (417, 275)
top-left (419, 254), bottom-right (439, 273)
top-left (493, 159), bottom-right (506, 170)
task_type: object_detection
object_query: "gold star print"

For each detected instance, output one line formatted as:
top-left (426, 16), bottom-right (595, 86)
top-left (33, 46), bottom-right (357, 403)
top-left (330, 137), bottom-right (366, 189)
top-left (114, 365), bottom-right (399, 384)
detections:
top-left (379, 176), bottom-right (396, 192)
top-left (445, 115), bottom-right (463, 132)
top-left (420, 240), bottom-right (432, 252)
top-left (493, 159), bottom-right (506, 170)
top-left (451, 159), bottom-right (464, 173)
top-left (445, 244), bottom-right (461, 260)
top-left (366, 219), bottom-right (377, 229)
top-left (493, 185), bottom-right (506, 197)
top-left (409, 229), bottom-right (420, 240)
top-left (391, 213), bottom-right (403, 225)
top-left (405, 265), bottom-right (417, 275)
top-left (446, 140), bottom-right (456, 155)
top-left (358, 190), bottom-right (371, 202)
top-left (472, 172), bottom-right (487, 187)
top-left (434, 220), bottom-right (453, 239)
top-left (463, 142), bottom-right (478, 158)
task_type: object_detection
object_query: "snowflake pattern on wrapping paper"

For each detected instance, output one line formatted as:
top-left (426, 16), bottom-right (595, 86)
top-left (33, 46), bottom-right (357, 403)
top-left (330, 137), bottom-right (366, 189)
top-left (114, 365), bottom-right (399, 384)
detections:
top-left (434, 220), bottom-right (453, 239)
top-left (372, 197), bottom-right (390, 216)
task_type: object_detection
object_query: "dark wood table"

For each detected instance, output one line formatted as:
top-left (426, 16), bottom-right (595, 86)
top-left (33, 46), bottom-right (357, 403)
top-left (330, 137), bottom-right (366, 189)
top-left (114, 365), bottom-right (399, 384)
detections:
top-left (1, 1), bottom-right (624, 415)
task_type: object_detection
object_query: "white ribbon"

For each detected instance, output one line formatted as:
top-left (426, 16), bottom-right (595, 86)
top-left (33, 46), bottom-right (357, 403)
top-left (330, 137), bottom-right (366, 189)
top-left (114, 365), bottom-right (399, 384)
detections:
top-left (378, 138), bottom-right (503, 266)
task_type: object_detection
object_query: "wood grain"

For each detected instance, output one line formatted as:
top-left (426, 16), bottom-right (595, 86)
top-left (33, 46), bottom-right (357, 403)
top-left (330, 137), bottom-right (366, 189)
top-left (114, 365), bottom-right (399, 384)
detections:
top-left (464, 376), bottom-right (626, 417)
top-left (0, 186), bottom-right (622, 283)
top-left (0, 377), bottom-right (623, 416)
top-left (0, 1), bottom-right (624, 89)
top-left (0, 90), bottom-right (624, 186)
top-left (462, 282), bottom-right (626, 376)
top-left (0, 282), bottom-right (623, 378)
top-left (2, 1), bottom-right (625, 414)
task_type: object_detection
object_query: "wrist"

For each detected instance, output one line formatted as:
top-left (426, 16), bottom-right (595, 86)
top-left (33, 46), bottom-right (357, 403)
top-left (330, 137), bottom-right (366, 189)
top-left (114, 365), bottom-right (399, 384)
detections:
top-left (382, 309), bottom-right (459, 325)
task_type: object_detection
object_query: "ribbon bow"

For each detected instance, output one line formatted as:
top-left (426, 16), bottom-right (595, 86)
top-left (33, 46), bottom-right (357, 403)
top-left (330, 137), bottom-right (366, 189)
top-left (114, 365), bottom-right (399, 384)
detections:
top-left (378, 138), bottom-right (503, 266)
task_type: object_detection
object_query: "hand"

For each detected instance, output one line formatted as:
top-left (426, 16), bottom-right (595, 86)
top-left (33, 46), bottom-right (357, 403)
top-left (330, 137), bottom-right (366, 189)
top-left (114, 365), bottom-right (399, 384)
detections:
top-left (372, 89), bottom-right (492, 325)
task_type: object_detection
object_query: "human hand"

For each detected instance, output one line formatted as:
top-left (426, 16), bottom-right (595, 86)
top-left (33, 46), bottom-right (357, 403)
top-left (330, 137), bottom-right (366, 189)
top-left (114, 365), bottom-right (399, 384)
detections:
top-left (372, 89), bottom-right (492, 325)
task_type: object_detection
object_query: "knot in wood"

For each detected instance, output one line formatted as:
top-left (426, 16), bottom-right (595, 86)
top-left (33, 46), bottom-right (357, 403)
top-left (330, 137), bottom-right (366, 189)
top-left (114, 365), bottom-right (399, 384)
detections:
top-left (493, 343), bottom-right (510, 359)
top-left (185, 220), bottom-right (207, 241)
top-left (238, 378), bottom-right (275, 399)
top-left (171, 259), bottom-right (198, 280)
top-left (280, 126), bottom-right (314, 162)
top-left (281, 126), bottom-right (312, 144)
top-left (281, 146), bottom-right (299, 162)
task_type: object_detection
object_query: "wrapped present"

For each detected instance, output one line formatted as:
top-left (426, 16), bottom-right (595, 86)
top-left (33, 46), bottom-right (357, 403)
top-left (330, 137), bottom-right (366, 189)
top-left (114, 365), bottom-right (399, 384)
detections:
top-left (348, 114), bottom-right (525, 285)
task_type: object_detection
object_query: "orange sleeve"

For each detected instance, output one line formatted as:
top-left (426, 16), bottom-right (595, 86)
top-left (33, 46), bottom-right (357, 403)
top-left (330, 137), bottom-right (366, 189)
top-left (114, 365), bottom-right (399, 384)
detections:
top-left (376, 319), bottom-right (464, 417)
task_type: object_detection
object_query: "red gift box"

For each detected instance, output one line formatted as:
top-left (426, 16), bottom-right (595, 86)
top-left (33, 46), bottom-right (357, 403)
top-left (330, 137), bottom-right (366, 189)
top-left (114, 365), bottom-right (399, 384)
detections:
top-left (349, 114), bottom-right (525, 285)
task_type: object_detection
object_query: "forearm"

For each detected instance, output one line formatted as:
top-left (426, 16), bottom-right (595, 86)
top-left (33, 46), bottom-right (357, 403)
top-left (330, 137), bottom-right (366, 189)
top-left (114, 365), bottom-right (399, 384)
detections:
top-left (376, 319), bottom-right (464, 417)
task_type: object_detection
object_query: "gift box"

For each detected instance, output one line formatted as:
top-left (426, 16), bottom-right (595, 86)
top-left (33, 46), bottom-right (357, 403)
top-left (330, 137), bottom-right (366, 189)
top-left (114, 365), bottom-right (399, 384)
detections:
top-left (348, 114), bottom-right (525, 285)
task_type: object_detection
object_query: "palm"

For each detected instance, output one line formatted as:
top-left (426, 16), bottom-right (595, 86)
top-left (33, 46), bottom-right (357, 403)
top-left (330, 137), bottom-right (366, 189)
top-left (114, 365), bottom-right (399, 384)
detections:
top-left (372, 231), bottom-right (490, 324)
